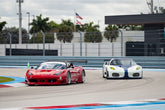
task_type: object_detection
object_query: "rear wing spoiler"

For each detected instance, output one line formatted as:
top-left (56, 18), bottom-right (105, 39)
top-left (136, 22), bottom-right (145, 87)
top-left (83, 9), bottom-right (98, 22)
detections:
top-left (47, 60), bottom-right (88, 67)
top-left (48, 60), bottom-right (87, 63)
top-left (104, 59), bottom-right (111, 61)
top-left (65, 60), bottom-right (87, 63)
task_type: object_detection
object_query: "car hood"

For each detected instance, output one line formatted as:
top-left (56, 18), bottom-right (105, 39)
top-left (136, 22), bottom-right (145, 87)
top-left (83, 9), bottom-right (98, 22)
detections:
top-left (116, 65), bottom-right (132, 70)
top-left (30, 69), bottom-right (63, 75)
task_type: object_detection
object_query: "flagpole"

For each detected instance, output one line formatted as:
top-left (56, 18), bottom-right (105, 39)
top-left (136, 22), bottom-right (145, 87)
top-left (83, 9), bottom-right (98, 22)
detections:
top-left (74, 9), bottom-right (76, 32)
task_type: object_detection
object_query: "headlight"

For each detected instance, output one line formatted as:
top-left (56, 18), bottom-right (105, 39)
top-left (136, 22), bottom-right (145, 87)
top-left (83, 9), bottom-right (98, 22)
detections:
top-left (110, 67), bottom-right (115, 70)
top-left (54, 71), bottom-right (63, 76)
top-left (136, 67), bottom-right (140, 70)
top-left (28, 71), bottom-right (33, 76)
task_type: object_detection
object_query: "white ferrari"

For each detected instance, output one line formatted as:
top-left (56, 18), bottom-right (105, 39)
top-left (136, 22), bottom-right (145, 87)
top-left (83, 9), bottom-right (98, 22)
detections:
top-left (103, 58), bottom-right (143, 79)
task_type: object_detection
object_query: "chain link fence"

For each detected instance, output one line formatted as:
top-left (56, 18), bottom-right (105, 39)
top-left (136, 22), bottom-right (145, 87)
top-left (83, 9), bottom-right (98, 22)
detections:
top-left (0, 29), bottom-right (165, 56)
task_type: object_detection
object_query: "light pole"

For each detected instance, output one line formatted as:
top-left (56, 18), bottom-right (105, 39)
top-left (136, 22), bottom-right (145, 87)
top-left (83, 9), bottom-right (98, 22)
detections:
top-left (16, 0), bottom-right (23, 44)
top-left (78, 31), bottom-right (82, 56)
top-left (41, 30), bottom-right (45, 56)
top-left (119, 29), bottom-right (123, 57)
top-left (26, 12), bottom-right (30, 34)
top-left (8, 33), bottom-right (12, 56)
top-left (32, 15), bottom-right (35, 43)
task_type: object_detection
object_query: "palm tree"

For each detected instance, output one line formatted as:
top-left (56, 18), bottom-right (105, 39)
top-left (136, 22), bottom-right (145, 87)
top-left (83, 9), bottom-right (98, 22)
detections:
top-left (104, 25), bottom-right (119, 42)
top-left (56, 19), bottom-right (74, 43)
top-left (84, 22), bottom-right (102, 43)
top-left (0, 21), bottom-right (7, 43)
top-left (159, 7), bottom-right (165, 14)
top-left (61, 19), bottom-right (74, 30)
top-left (0, 21), bottom-right (7, 32)
top-left (29, 14), bottom-right (54, 43)
top-left (29, 14), bottom-right (51, 33)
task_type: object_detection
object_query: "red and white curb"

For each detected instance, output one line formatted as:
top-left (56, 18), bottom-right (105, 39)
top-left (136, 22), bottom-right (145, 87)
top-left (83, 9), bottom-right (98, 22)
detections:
top-left (0, 82), bottom-right (26, 88)
top-left (1, 98), bottom-right (164, 110)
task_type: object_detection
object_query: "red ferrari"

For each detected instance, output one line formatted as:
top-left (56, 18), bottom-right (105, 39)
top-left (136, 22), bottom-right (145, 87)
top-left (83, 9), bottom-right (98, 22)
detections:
top-left (25, 61), bottom-right (86, 86)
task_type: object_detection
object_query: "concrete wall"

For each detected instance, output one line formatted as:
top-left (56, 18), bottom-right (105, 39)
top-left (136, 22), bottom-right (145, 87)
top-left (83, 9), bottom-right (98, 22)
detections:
top-left (0, 43), bottom-right (122, 57)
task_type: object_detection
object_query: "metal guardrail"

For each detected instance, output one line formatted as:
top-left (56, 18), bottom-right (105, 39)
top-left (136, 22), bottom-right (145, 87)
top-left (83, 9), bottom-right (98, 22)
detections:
top-left (0, 56), bottom-right (165, 69)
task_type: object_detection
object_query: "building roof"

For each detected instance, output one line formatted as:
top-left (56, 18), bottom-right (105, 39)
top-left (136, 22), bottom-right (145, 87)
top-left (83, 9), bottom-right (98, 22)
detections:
top-left (105, 14), bottom-right (165, 25)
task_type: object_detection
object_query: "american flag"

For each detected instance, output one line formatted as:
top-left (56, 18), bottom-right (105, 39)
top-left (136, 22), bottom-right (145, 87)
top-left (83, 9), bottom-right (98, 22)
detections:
top-left (76, 12), bottom-right (83, 20)
top-left (76, 19), bottom-right (81, 25)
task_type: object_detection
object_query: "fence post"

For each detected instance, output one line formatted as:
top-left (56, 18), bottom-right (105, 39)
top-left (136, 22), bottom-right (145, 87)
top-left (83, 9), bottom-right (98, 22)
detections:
top-left (112, 42), bottom-right (114, 56)
top-left (72, 43), bottom-right (74, 56)
top-left (85, 43), bottom-right (87, 56)
top-left (78, 31), bottom-right (82, 56)
top-left (164, 27), bottom-right (165, 38)
top-left (40, 30), bottom-right (45, 56)
top-left (8, 32), bottom-right (12, 56)
top-left (98, 43), bottom-right (100, 56)
top-left (119, 29), bottom-right (123, 56)
top-left (60, 43), bottom-right (62, 56)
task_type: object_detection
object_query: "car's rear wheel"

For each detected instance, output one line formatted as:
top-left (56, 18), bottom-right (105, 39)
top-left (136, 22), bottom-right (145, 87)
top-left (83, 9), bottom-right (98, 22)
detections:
top-left (81, 71), bottom-right (85, 83)
top-left (67, 72), bottom-right (71, 84)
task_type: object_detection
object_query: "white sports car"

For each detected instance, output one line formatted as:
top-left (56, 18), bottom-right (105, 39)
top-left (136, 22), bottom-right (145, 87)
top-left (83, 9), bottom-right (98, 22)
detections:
top-left (103, 58), bottom-right (143, 79)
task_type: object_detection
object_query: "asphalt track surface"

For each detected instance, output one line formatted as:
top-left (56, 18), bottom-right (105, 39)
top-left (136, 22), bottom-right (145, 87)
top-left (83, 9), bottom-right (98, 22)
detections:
top-left (0, 68), bottom-right (165, 109)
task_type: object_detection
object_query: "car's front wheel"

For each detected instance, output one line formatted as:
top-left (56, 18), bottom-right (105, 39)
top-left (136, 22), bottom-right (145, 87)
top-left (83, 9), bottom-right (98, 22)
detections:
top-left (106, 71), bottom-right (109, 79)
top-left (103, 69), bottom-right (108, 78)
top-left (67, 72), bottom-right (71, 84)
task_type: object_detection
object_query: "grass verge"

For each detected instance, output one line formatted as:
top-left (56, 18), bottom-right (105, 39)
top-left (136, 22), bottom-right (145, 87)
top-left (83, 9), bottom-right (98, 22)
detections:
top-left (0, 76), bottom-right (14, 83)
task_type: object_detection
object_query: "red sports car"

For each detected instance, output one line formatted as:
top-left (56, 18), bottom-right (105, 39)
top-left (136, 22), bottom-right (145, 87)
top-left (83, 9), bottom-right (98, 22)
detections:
top-left (25, 61), bottom-right (86, 86)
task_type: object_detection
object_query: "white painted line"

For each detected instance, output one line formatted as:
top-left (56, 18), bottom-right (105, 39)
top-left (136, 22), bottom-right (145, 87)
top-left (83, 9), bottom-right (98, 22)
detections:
top-left (5, 83), bottom-right (26, 87)
top-left (0, 107), bottom-right (23, 110)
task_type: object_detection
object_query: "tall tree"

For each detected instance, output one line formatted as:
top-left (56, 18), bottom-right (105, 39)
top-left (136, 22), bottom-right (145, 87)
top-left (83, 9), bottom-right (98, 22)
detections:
top-left (104, 25), bottom-right (119, 42)
top-left (61, 19), bottom-right (74, 27)
top-left (29, 14), bottom-right (51, 33)
top-left (56, 19), bottom-right (74, 43)
top-left (84, 22), bottom-right (102, 43)
top-left (56, 24), bottom-right (73, 43)
top-left (49, 21), bottom-right (59, 33)
top-left (0, 21), bottom-right (7, 32)
top-left (159, 7), bottom-right (165, 14)
top-left (29, 32), bottom-right (54, 43)
top-left (76, 23), bottom-right (89, 32)
top-left (0, 21), bottom-right (7, 43)
top-left (29, 14), bottom-right (54, 43)
top-left (0, 27), bottom-right (29, 44)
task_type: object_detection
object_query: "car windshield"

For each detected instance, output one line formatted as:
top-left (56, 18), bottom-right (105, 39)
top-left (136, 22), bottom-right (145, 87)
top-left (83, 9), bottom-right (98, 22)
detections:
top-left (37, 63), bottom-right (66, 70)
top-left (110, 59), bottom-right (136, 66)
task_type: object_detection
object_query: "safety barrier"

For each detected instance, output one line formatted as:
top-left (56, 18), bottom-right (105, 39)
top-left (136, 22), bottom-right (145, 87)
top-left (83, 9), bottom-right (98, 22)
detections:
top-left (0, 56), bottom-right (165, 69)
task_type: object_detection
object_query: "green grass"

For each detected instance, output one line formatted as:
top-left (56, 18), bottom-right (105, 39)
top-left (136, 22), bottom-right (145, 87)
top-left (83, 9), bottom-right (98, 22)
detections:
top-left (0, 76), bottom-right (14, 83)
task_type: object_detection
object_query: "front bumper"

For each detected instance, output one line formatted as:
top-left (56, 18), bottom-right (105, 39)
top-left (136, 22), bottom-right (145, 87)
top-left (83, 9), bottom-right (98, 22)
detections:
top-left (107, 70), bottom-right (143, 79)
top-left (26, 75), bottom-right (67, 85)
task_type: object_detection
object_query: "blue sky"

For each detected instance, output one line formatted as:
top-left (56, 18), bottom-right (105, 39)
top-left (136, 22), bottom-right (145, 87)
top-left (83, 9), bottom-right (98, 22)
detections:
top-left (0, 0), bottom-right (164, 31)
